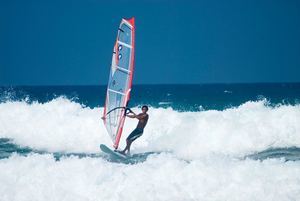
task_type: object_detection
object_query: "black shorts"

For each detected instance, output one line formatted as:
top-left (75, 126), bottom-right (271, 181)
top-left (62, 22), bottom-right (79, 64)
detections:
top-left (127, 128), bottom-right (143, 142)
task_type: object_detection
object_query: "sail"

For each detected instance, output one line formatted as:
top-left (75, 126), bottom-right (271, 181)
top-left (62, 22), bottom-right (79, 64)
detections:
top-left (102, 18), bottom-right (135, 149)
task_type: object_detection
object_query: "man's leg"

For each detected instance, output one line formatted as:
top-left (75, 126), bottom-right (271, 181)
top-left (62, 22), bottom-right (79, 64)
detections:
top-left (126, 140), bottom-right (133, 155)
top-left (121, 139), bottom-right (132, 154)
top-left (120, 129), bottom-right (142, 155)
top-left (121, 129), bottom-right (136, 154)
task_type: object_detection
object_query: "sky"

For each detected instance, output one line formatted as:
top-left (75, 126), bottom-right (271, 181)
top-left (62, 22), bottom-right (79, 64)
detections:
top-left (0, 0), bottom-right (300, 85)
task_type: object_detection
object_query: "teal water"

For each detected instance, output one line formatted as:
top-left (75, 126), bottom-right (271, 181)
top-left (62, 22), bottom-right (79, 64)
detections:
top-left (1, 83), bottom-right (300, 111)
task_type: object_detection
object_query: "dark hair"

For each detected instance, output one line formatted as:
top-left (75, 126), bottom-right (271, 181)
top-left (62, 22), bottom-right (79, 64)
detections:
top-left (142, 105), bottom-right (148, 111)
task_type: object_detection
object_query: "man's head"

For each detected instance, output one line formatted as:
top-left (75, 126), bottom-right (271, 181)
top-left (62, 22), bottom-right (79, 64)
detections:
top-left (141, 105), bottom-right (148, 113)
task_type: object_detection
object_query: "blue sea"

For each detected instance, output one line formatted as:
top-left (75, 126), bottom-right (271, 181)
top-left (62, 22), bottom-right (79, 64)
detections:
top-left (0, 83), bottom-right (300, 201)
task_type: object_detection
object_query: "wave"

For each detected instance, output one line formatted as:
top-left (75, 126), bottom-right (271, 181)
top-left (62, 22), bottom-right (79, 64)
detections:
top-left (0, 153), bottom-right (300, 201)
top-left (1, 98), bottom-right (300, 200)
top-left (0, 97), bottom-right (299, 160)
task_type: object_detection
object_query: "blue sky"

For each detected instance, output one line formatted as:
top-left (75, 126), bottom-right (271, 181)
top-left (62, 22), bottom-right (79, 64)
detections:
top-left (0, 0), bottom-right (300, 85)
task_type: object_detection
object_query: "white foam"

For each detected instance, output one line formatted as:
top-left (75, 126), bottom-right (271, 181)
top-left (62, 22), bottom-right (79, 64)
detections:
top-left (0, 153), bottom-right (299, 201)
top-left (140, 101), bottom-right (300, 159)
top-left (0, 98), bottom-right (300, 159)
top-left (0, 97), bottom-right (109, 152)
top-left (1, 98), bottom-right (300, 200)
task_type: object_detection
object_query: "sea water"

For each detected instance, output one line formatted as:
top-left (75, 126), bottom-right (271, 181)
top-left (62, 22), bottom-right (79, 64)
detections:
top-left (0, 84), bottom-right (300, 201)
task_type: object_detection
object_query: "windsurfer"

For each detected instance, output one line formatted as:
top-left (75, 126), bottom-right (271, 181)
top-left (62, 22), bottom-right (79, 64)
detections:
top-left (120, 105), bottom-right (149, 155)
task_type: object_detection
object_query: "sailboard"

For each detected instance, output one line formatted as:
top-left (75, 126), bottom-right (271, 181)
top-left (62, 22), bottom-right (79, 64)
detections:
top-left (102, 17), bottom-right (135, 149)
top-left (100, 144), bottom-right (127, 159)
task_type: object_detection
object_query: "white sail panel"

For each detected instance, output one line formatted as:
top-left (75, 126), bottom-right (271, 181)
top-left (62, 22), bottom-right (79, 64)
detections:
top-left (102, 18), bottom-right (135, 149)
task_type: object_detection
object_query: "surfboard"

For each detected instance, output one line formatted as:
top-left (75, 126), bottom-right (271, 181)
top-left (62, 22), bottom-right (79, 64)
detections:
top-left (100, 144), bottom-right (127, 159)
top-left (102, 17), bottom-right (135, 150)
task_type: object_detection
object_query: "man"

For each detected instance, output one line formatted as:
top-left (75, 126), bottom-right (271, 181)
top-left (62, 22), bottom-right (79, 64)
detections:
top-left (120, 105), bottom-right (149, 155)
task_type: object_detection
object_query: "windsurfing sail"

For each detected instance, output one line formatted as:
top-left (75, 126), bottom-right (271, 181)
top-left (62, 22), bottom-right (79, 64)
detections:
top-left (102, 17), bottom-right (135, 149)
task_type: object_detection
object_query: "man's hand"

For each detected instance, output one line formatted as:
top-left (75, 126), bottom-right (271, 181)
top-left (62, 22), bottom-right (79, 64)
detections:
top-left (126, 113), bottom-right (136, 118)
top-left (125, 108), bottom-right (134, 115)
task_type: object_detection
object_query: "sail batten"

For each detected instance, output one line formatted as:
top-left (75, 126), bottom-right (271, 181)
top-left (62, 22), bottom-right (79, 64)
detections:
top-left (102, 18), bottom-right (135, 149)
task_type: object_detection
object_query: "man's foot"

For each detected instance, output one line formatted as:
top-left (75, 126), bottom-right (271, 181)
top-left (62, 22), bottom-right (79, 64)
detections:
top-left (117, 150), bottom-right (131, 157)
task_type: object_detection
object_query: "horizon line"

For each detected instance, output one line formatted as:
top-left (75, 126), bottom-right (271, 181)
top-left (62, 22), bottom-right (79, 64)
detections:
top-left (1, 82), bottom-right (300, 87)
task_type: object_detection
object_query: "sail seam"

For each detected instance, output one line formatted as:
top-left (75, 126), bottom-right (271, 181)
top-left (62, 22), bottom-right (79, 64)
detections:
top-left (108, 88), bottom-right (126, 95)
top-left (117, 40), bottom-right (132, 48)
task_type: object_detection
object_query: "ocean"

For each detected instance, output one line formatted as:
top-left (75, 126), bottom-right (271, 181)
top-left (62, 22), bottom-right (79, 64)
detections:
top-left (0, 83), bottom-right (300, 201)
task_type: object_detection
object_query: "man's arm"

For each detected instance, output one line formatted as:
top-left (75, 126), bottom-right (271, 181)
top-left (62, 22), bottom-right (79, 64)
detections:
top-left (126, 110), bottom-right (137, 118)
top-left (126, 112), bottom-right (147, 120)
top-left (135, 113), bottom-right (147, 120)
top-left (126, 113), bottom-right (136, 118)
